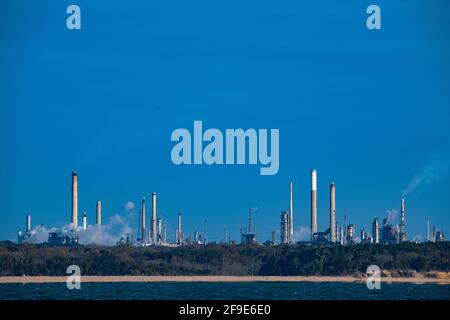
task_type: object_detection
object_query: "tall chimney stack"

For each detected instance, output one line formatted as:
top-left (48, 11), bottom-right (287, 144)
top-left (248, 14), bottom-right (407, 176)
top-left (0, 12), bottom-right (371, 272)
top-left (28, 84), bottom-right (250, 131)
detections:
top-left (71, 171), bottom-right (78, 228)
top-left (289, 181), bottom-right (294, 237)
top-left (400, 196), bottom-right (407, 242)
top-left (204, 219), bottom-right (208, 245)
top-left (330, 182), bottom-right (336, 242)
top-left (311, 169), bottom-right (317, 239)
top-left (157, 217), bottom-right (162, 244)
top-left (82, 210), bottom-right (87, 230)
top-left (280, 211), bottom-right (288, 244)
top-left (177, 212), bottom-right (182, 245)
top-left (372, 218), bottom-right (379, 244)
top-left (249, 208), bottom-right (253, 233)
top-left (96, 200), bottom-right (102, 225)
top-left (152, 192), bottom-right (157, 245)
top-left (141, 197), bottom-right (146, 243)
top-left (26, 214), bottom-right (31, 233)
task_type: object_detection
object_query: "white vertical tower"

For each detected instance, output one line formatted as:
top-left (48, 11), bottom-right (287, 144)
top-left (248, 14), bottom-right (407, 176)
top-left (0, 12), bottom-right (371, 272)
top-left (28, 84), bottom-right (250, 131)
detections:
top-left (82, 211), bottom-right (87, 230)
top-left (311, 169), bottom-right (317, 239)
top-left (26, 214), bottom-right (31, 233)
top-left (289, 181), bottom-right (294, 237)
top-left (96, 200), bottom-right (102, 225)
top-left (71, 171), bottom-right (78, 228)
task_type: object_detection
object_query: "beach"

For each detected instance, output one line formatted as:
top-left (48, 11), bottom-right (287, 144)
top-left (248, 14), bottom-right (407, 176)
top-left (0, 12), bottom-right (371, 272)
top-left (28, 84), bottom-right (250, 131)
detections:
top-left (1, 275), bottom-right (449, 284)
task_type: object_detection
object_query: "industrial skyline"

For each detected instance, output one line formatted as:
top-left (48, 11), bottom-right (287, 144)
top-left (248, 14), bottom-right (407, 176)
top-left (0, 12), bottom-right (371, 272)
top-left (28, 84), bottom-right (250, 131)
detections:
top-left (15, 169), bottom-right (446, 246)
top-left (1, 1), bottom-right (449, 247)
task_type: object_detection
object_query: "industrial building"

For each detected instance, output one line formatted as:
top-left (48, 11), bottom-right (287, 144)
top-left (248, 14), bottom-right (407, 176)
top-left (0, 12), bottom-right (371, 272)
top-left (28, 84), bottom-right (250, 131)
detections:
top-left (14, 169), bottom-right (447, 248)
top-left (372, 218), bottom-right (380, 244)
top-left (400, 197), bottom-right (407, 242)
top-left (280, 211), bottom-right (289, 244)
top-left (241, 208), bottom-right (257, 245)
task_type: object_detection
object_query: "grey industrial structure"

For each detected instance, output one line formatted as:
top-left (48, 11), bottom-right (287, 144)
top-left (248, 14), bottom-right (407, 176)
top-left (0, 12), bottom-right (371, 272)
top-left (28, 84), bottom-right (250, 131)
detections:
top-left (280, 211), bottom-right (289, 244)
top-left (71, 171), bottom-right (78, 228)
top-left (96, 200), bottom-right (102, 225)
top-left (289, 181), bottom-right (293, 237)
top-left (15, 169), bottom-right (447, 246)
top-left (329, 182), bottom-right (336, 242)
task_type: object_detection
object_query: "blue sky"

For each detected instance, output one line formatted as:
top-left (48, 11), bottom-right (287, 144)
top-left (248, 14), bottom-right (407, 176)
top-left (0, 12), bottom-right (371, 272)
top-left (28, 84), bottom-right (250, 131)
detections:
top-left (0, 0), bottom-right (449, 242)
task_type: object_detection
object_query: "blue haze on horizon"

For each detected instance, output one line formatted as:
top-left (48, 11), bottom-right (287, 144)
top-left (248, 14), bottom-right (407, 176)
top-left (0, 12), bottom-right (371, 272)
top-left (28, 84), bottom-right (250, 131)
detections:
top-left (0, 0), bottom-right (449, 242)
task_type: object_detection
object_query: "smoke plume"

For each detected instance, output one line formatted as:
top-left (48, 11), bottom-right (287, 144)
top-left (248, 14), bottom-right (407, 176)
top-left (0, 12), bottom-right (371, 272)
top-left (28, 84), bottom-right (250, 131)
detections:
top-left (23, 201), bottom-right (138, 246)
top-left (402, 160), bottom-right (449, 196)
top-left (385, 209), bottom-right (398, 224)
top-left (290, 225), bottom-right (311, 242)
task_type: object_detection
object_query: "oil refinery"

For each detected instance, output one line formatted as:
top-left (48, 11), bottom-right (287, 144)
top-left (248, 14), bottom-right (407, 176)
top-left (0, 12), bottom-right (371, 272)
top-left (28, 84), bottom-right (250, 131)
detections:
top-left (16, 170), bottom-right (445, 247)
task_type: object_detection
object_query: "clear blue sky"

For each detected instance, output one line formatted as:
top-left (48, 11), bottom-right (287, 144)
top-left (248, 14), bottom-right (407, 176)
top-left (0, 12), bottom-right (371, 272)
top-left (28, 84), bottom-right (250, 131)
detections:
top-left (0, 0), bottom-right (449, 242)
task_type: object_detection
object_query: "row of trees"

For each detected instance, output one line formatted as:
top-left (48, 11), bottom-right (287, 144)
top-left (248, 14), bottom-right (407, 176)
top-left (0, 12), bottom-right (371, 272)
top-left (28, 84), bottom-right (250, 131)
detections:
top-left (0, 241), bottom-right (448, 276)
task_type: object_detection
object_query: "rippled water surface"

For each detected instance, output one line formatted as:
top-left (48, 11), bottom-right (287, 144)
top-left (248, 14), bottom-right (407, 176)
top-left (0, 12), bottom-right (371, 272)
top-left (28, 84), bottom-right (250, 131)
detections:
top-left (0, 282), bottom-right (449, 300)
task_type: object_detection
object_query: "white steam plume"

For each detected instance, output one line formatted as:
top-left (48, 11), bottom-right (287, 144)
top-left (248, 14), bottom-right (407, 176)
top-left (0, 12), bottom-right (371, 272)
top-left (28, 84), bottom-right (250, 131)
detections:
top-left (402, 160), bottom-right (449, 196)
top-left (290, 225), bottom-right (311, 242)
top-left (23, 201), bottom-right (138, 246)
top-left (385, 209), bottom-right (398, 224)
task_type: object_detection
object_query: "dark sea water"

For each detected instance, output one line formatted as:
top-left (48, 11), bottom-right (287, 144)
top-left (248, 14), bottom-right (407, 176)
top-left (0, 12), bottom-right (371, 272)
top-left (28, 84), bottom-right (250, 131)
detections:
top-left (0, 282), bottom-right (449, 300)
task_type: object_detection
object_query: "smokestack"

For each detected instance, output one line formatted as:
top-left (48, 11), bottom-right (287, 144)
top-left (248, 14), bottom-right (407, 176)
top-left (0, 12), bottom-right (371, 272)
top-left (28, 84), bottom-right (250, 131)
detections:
top-left (71, 171), bottom-right (78, 228)
top-left (157, 217), bottom-right (162, 244)
top-left (347, 224), bottom-right (354, 243)
top-left (372, 218), bottom-right (379, 244)
top-left (249, 208), bottom-right (253, 234)
top-left (204, 219), bottom-right (208, 245)
top-left (427, 220), bottom-right (430, 242)
top-left (280, 211), bottom-right (288, 244)
top-left (336, 220), bottom-right (339, 243)
top-left (26, 214), bottom-right (31, 233)
top-left (96, 201), bottom-right (102, 225)
top-left (82, 211), bottom-right (87, 230)
top-left (194, 230), bottom-right (199, 243)
top-left (141, 197), bottom-right (146, 243)
top-left (400, 196), bottom-right (407, 242)
top-left (330, 182), bottom-right (336, 242)
top-left (178, 212), bottom-right (182, 245)
top-left (152, 192), bottom-right (157, 245)
top-left (311, 169), bottom-right (317, 239)
top-left (289, 181), bottom-right (294, 237)
top-left (163, 224), bottom-right (167, 243)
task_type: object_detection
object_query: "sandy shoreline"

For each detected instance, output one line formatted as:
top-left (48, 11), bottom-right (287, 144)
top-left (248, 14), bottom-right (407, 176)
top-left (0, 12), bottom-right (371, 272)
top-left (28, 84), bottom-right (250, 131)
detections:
top-left (0, 275), bottom-right (449, 284)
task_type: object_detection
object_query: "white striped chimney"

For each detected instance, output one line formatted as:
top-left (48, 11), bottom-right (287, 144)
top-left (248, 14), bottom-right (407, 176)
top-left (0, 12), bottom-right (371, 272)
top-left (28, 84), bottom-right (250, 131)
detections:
top-left (311, 169), bottom-right (317, 239)
top-left (289, 181), bottom-right (294, 237)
